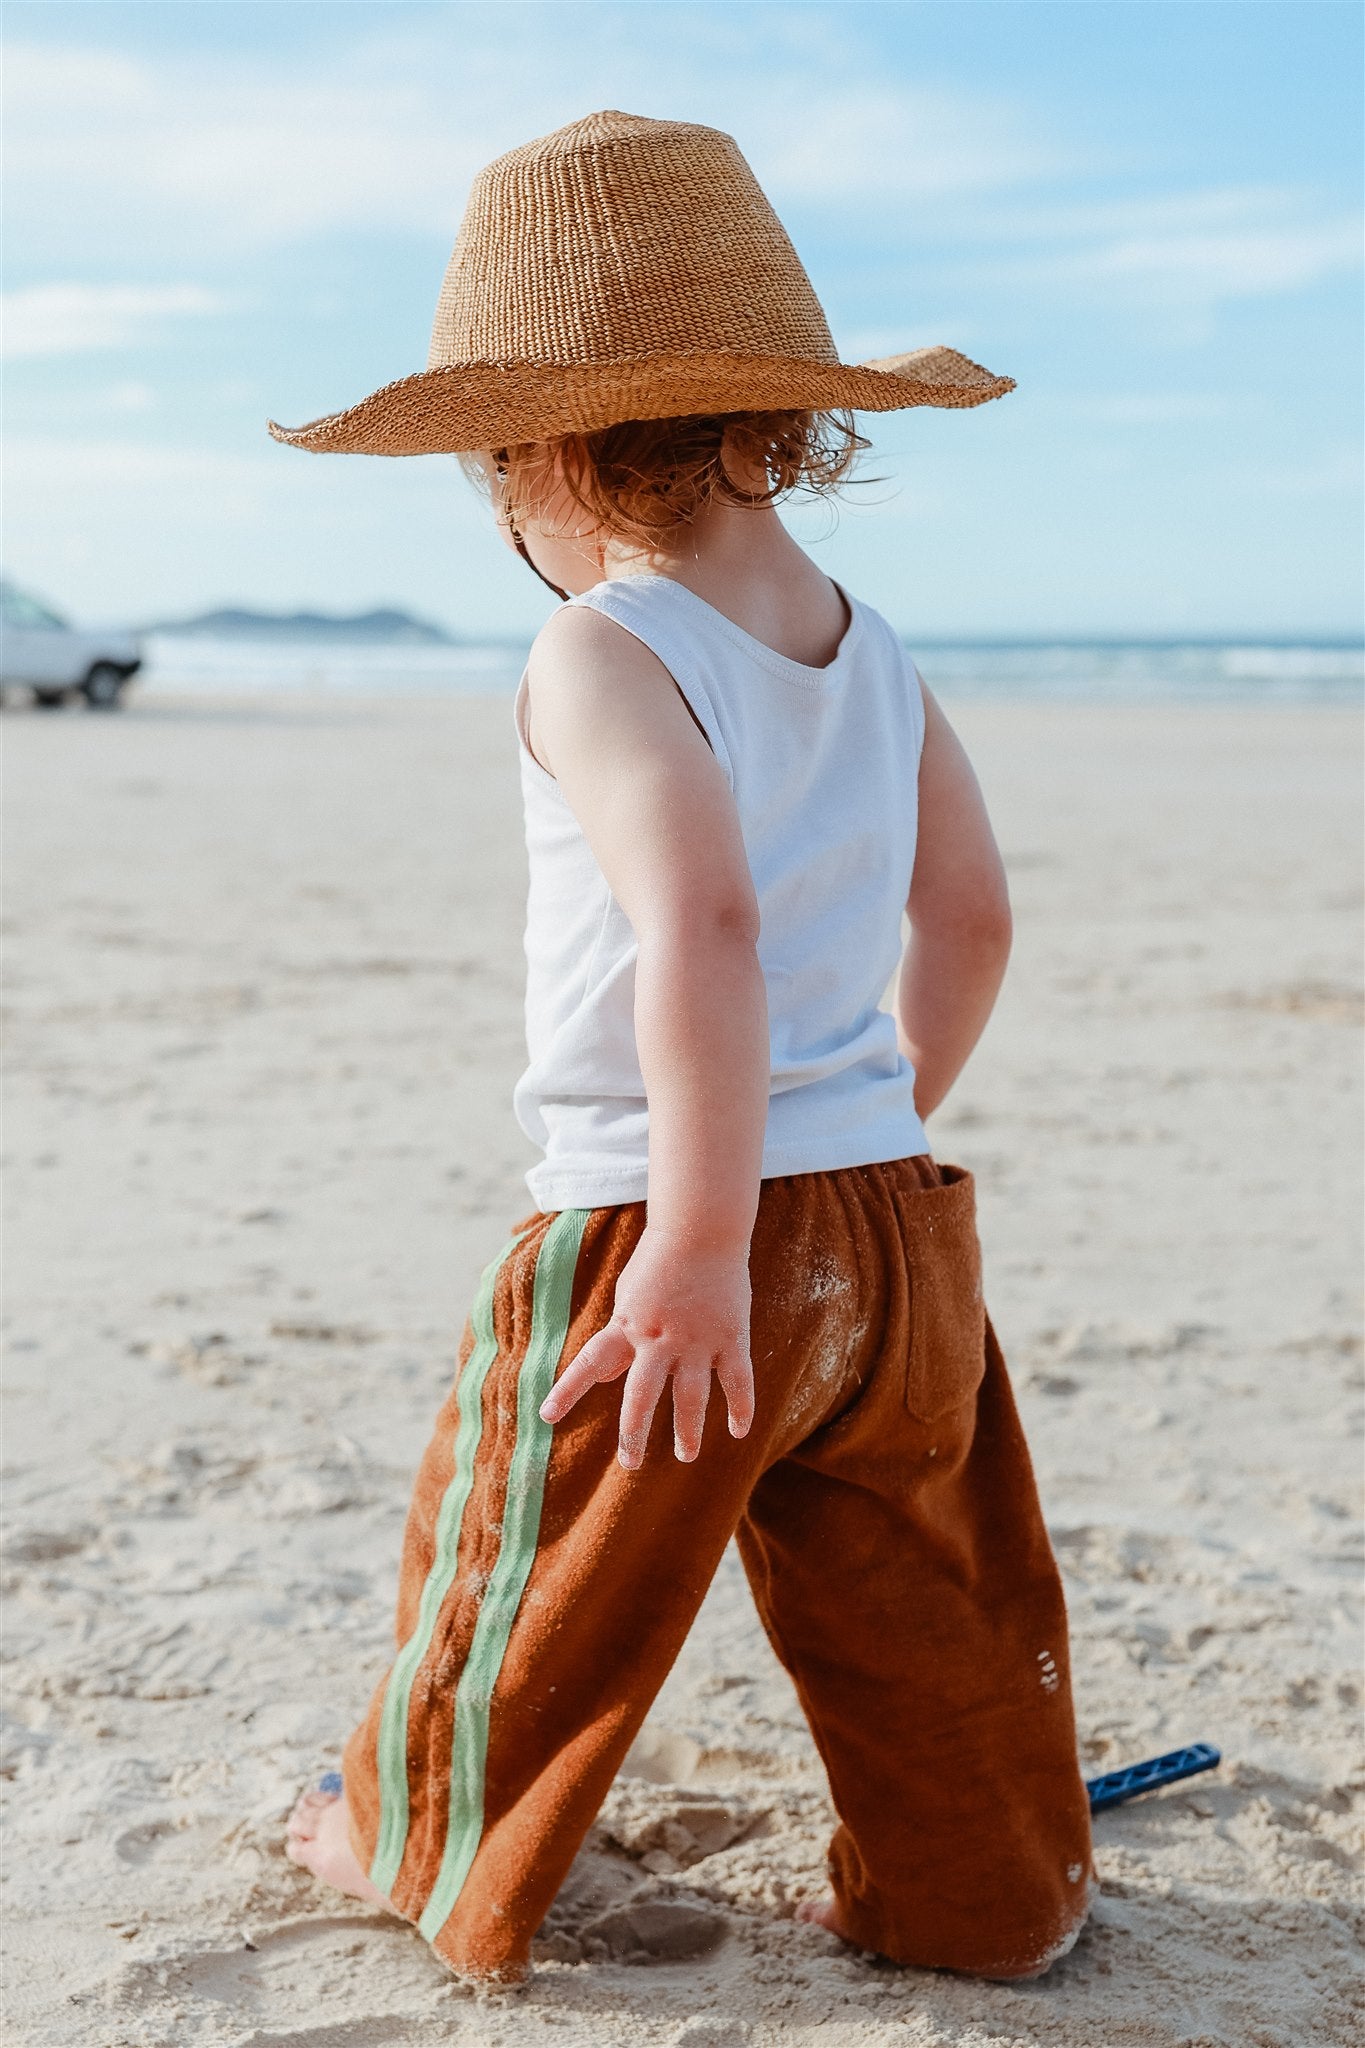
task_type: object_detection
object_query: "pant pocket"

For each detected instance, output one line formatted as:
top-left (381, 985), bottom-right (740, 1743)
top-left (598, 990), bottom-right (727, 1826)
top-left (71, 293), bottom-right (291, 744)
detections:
top-left (902, 1167), bottom-right (988, 1422)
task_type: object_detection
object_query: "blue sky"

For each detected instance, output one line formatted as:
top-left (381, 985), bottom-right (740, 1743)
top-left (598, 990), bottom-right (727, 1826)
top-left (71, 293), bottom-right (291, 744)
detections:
top-left (3, 1), bottom-right (1361, 639)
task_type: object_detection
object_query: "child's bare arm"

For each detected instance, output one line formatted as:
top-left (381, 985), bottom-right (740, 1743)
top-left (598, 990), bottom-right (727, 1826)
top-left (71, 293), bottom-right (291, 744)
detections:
top-left (523, 605), bottom-right (767, 1467)
top-left (897, 678), bottom-right (1013, 1120)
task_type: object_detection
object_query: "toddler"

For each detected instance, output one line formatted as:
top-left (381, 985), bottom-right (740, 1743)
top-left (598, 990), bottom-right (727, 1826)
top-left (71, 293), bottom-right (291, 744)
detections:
top-left (269, 108), bottom-right (1095, 1985)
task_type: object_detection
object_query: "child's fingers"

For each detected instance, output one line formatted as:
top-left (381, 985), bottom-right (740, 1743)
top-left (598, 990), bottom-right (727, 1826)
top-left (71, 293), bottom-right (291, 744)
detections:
top-left (616, 1352), bottom-right (672, 1470)
top-left (715, 1343), bottom-right (755, 1439)
top-left (670, 1358), bottom-right (712, 1463)
top-left (539, 1323), bottom-right (633, 1422)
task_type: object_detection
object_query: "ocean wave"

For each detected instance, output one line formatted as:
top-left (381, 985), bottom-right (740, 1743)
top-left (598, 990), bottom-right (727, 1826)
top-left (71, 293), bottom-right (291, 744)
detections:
top-left (139, 632), bottom-right (1363, 704)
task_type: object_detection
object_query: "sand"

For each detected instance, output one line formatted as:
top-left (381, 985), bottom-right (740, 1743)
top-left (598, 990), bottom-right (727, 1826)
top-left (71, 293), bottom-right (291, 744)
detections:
top-left (3, 688), bottom-right (1361, 2047)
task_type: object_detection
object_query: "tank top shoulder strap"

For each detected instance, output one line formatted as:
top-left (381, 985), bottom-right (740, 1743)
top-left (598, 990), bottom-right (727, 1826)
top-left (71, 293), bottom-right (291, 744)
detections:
top-left (564, 577), bottom-right (735, 785)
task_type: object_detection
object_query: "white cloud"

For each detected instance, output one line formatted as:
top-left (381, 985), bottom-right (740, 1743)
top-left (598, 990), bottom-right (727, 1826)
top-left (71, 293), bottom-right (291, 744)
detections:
top-left (953, 184), bottom-right (1363, 306)
top-left (1046, 216), bottom-right (1362, 300)
top-left (1, 27), bottom-right (1072, 261)
top-left (1220, 446), bottom-right (1363, 501)
top-left (1, 284), bottom-right (228, 359)
top-left (2, 434), bottom-right (275, 490)
top-left (0, 432), bottom-right (471, 514)
top-left (4, 21), bottom-right (1356, 334)
top-left (3, 41), bottom-right (151, 112)
top-left (979, 182), bottom-right (1322, 241)
top-left (2, 37), bottom-right (539, 252)
top-left (107, 380), bottom-right (157, 414)
top-left (1039, 392), bottom-right (1250, 425)
top-left (756, 83), bottom-right (1079, 200)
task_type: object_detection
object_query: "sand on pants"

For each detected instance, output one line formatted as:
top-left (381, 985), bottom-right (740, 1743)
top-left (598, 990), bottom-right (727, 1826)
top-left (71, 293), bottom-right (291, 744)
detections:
top-left (3, 688), bottom-right (1361, 2047)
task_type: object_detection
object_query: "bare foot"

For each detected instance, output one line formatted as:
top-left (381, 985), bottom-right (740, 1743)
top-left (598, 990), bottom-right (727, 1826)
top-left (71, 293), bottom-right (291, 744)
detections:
top-left (795, 1894), bottom-right (852, 1939)
top-left (284, 1784), bottom-right (392, 1909)
top-left (794, 1894), bottom-right (1053, 1981)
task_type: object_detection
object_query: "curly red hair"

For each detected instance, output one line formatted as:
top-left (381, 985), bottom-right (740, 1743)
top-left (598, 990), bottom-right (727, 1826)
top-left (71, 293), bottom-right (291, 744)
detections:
top-left (459, 409), bottom-right (877, 550)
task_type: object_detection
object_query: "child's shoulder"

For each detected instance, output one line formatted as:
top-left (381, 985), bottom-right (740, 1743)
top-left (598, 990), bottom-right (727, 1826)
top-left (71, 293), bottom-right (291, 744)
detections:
top-left (523, 588), bottom-right (709, 784)
top-left (527, 585), bottom-right (667, 687)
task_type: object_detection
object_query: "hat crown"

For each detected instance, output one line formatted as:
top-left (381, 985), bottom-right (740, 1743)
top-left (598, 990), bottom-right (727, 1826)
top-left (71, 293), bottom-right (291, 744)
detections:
top-left (427, 109), bottom-right (839, 379)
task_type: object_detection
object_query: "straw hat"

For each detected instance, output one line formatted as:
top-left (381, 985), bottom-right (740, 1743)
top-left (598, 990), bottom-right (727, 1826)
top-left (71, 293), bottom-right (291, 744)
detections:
top-left (267, 109), bottom-right (1014, 457)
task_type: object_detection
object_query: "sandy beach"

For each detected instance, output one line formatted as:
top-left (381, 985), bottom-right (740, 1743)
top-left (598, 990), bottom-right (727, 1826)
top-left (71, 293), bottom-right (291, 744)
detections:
top-left (3, 686), bottom-right (1360, 2047)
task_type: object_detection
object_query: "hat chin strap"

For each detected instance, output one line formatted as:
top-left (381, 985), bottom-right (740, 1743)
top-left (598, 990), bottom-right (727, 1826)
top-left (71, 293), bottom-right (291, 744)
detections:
top-left (509, 519), bottom-right (571, 603)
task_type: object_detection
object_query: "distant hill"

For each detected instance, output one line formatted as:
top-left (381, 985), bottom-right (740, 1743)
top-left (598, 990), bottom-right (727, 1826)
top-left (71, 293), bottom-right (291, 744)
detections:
top-left (141, 605), bottom-right (459, 644)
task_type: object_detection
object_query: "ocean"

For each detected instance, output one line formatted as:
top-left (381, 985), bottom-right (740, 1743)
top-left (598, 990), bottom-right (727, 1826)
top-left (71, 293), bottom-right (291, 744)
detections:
top-left (139, 633), bottom-right (1362, 706)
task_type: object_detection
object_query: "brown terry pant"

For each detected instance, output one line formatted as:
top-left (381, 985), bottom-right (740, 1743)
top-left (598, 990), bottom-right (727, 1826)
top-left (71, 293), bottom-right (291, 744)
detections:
top-left (341, 1155), bottom-right (1095, 1982)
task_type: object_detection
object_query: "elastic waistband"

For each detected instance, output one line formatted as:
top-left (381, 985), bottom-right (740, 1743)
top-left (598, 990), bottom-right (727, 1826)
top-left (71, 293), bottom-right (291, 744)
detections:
top-left (515, 1154), bottom-right (970, 1239)
top-left (796, 1151), bottom-right (945, 1195)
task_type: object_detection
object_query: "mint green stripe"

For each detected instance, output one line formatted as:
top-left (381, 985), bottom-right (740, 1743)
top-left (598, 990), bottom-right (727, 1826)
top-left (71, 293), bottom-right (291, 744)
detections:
top-left (367, 1225), bottom-right (533, 1897)
top-left (418, 1206), bottom-right (590, 1943)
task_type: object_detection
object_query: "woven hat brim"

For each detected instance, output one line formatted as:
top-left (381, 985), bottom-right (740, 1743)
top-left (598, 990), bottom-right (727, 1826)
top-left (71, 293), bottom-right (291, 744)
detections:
top-left (266, 347), bottom-right (1014, 456)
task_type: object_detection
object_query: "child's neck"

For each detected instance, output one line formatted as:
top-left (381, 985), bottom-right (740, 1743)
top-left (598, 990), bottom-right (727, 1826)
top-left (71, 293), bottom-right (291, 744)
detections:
top-left (600, 500), bottom-right (850, 672)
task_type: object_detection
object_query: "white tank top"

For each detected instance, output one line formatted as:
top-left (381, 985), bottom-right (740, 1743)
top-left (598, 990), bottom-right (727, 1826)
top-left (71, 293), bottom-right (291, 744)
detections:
top-left (511, 571), bottom-right (930, 1210)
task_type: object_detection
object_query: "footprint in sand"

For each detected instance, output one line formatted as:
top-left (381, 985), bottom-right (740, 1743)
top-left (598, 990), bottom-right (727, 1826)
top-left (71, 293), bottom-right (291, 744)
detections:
top-left (4, 1522), bottom-right (99, 1565)
top-left (668, 2022), bottom-right (751, 2048)
top-left (620, 1726), bottom-right (706, 1784)
top-left (599, 1787), bottom-right (762, 1871)
top-left (93, 1918), bottom-right (433, 2042)
top-left (152, 1332), bottom-right (263, 1387)
top-left (534, 1836), bottom-right (732, 1966)
top-left (580, 1893), bottom-right (730, 1963)
top-left (114, 1815), bottom-right (226, 1867)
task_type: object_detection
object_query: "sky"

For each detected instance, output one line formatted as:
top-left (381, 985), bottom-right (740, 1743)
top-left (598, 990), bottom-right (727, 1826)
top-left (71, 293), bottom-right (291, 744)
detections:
top-left (3, 1), bottom-right (1362, 641)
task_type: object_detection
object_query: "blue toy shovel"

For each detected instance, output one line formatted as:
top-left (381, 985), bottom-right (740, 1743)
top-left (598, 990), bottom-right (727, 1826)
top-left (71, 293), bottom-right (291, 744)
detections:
top-left (1085, 1742), bottom-right (1220, 1813)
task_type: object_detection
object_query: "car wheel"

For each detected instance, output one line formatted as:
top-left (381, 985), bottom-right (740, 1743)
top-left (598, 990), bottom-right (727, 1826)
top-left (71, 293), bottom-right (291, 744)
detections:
top-left (83, 663), bottom-right (126, 710)
top-left (33, 687), bottom-right (68, 709)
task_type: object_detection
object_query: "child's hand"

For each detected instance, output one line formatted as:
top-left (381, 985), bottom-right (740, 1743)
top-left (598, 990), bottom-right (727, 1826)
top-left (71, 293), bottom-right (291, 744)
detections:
top-left (539, 1227), bottom-right (754, 1468)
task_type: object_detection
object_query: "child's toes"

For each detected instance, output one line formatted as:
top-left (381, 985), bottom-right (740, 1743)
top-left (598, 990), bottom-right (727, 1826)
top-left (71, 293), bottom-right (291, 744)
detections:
top-left (286, 1787), bottom-right (336, 1842)
top-left (795, 1896), bottom-right (852, 1939)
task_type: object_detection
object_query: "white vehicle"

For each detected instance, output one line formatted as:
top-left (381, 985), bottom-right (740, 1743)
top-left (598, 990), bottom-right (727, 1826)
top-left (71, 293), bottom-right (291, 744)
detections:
top-left (0, 578), bottom-right (143, 708)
